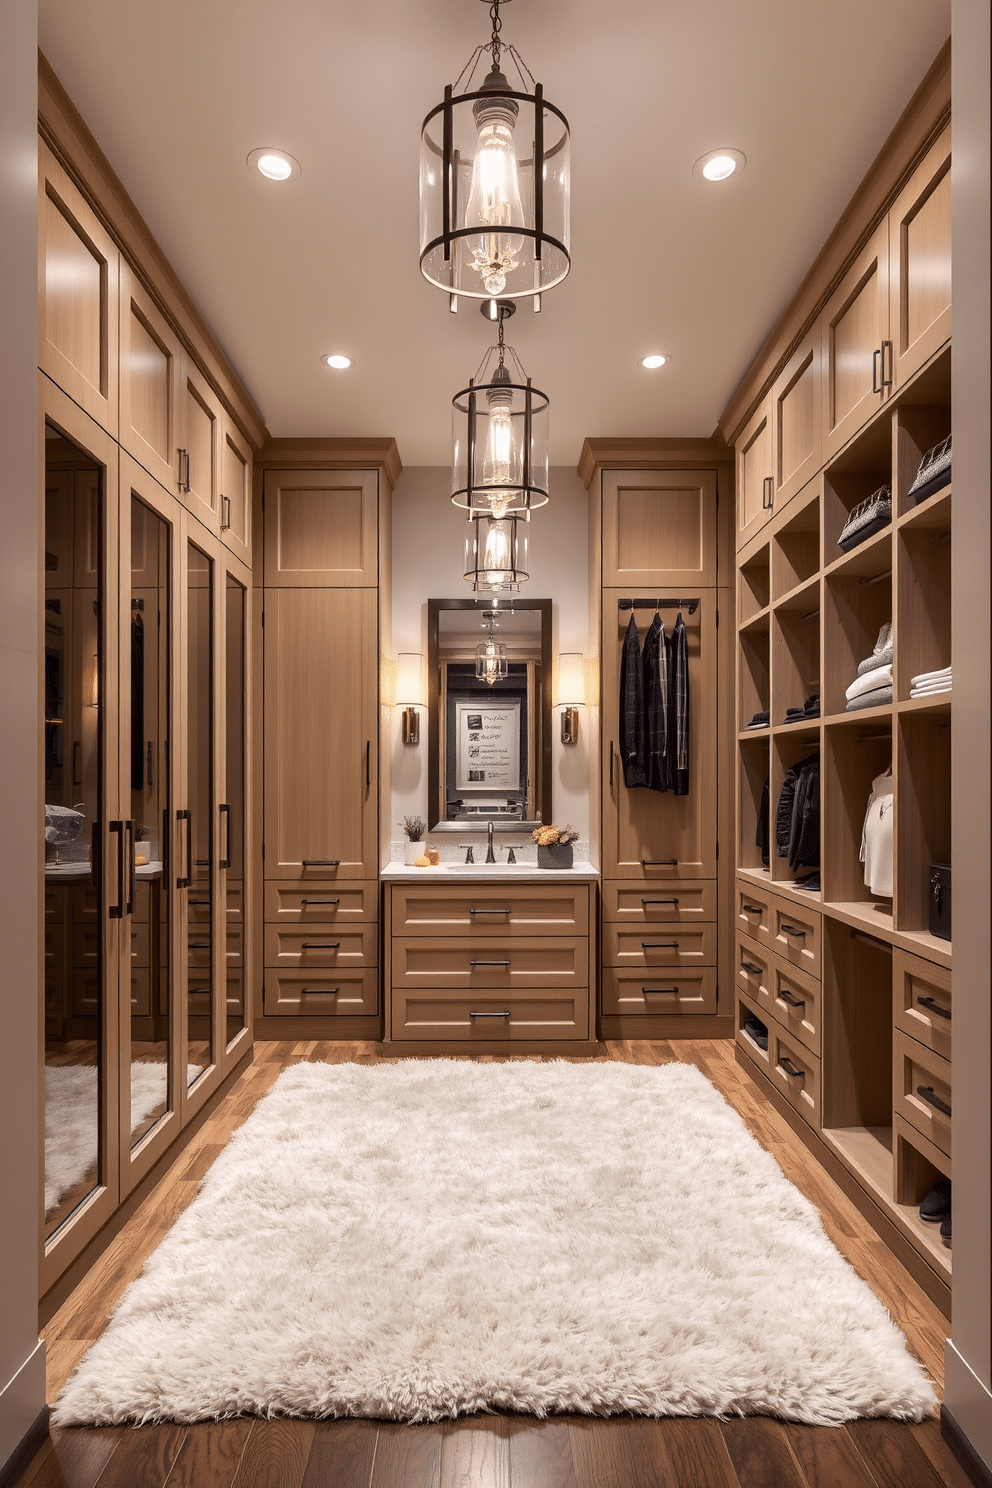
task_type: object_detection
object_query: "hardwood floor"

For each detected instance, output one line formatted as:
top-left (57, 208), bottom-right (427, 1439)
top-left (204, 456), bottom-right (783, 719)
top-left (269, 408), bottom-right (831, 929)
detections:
top-left (14, 1040), bottom-right (974, 1488)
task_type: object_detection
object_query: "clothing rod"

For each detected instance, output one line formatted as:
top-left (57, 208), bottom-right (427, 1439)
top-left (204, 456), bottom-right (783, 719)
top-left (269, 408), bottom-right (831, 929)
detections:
top-left (859, 568), bottom-right (891, 589)
top-left (618, 597), bottom-right (700, 615)
top-left (855, 731), bottom-right (891, 742)
top-left (800, 609), bottom-right (820, 622)
top-left (850, 928), bottom-right (893, 953)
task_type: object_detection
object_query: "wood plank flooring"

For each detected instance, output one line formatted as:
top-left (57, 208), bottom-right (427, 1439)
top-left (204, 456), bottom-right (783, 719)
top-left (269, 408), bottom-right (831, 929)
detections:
top-left (13, 1039), bottom-right (973, 1488)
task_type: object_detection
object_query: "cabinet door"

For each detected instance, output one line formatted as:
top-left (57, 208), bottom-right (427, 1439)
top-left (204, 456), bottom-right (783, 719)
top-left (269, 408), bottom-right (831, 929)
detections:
top-left (119, 263), bottom-right (183, 494)
top-left (772, 322), bottom-right (822, 512)
top-left (39, 143), bottom-right (120, 436)
top-left (263, 469), bottom-right (378, 586)
top-left (220, 414), bottom-right (252, 564)
top-left (736, 395), bottom-right (774, 550)
top-left (263, 588), bottom-right (378, 877)
top-left (602, 591), bottom-right (717, 879)
top-left (179, 353), bottom-right (222, 535)
top-left (889, 126), bottom-right (951, 390)
top-left (822, 219), bottom-right (890, 458)
top-left (602, 469), bottom-right (718, 588)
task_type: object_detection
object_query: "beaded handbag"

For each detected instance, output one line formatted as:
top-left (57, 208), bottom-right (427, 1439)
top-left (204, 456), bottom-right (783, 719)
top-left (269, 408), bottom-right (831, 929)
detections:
top-left (837, 485), bottom-right (892, 552)
top-left (908, 433), bottom-right (952, 506)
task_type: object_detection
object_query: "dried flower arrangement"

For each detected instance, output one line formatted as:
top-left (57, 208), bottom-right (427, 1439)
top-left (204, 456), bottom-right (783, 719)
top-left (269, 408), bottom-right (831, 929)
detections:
top-left (532, 823), bottom-right (579, 846)
top-left (400, 816), bottom-right (427, 842)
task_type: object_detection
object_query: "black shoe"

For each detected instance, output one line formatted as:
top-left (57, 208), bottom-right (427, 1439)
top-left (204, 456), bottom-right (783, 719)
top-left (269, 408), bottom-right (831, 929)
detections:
top-left (940, 1214), bottom-right (952, 1245)
top-left (919, 1179), bottom-right (951, 1222)
top-left (743, 1015), bottom-right (768, 1051)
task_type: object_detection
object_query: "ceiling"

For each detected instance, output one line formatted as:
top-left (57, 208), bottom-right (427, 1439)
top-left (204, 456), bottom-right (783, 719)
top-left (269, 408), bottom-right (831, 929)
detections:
top-left (39, 0), bottom-right (951, 466)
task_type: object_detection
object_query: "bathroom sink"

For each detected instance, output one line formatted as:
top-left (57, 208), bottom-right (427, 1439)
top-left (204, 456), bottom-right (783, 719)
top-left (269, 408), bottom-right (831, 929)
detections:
top-left (442, 862), bottom-right (535, 873)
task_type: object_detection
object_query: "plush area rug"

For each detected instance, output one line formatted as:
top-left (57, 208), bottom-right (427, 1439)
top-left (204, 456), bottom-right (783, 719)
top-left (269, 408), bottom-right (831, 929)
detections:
top-left (53, 1059), bottom-right (936, 1426)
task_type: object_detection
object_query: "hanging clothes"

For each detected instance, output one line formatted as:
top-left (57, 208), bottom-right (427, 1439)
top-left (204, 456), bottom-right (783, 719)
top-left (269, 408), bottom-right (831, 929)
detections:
top-left (131, 608), bottom-right (145, 791)
top-left (642, 613), bottom-right (669, 792)
top-left (757, 776), bottom-right (770, 867)
top-left (619, 613), bottom-right (647, 788)
top-left (669, 610), bottom-right (689, 796)
top-left (789, 754), bottom-right (820, 871)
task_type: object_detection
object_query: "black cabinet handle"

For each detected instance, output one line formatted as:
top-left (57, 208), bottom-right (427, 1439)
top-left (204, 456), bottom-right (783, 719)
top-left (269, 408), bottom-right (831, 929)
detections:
top-left (188, 941), bottom-right (211, 949)
top-left (365, 740), bottom-right (371, 790)
top-left (741, 902), bottom-right (764, 914)
top-left (470, 959), bottom-right (510, 968)
top-left (880, 339), bottom-right (893, 388)
top-left (108, 820), bottom-right (124, 919)
top-left (176, 809), bottom-right (192, 888)
top-left (916, 1085), bottom-right (952, 1117)
top-left (302, 987), bottom-right (339, 996)
top-left (125, 819), bottom-right (135, 916)
top-left (303, 860), bottom-right (341, 867)
top-left (469, 1010), bottom-right (511, 1018)
top-left (778, 989), bottom-right (806, 1009)
top-left (72, 739), bottom-right (82, 787)
top-left (762, 475), bottom-right (773, 510)
top-left (301, 942), bottom-right (340, 950)
top-left (642, 941), bottom-right (679, 949)
top-left (872, 346), bottom-right (882, 395)
top-left (917, 995), bottom-right (951, 1020)
top-left (642, 858), bottom-right (678, 866)
top-left (642, 987), bottom-right (679, 995)
top-left (220, 494), bottom-right (231, 531)
top-left (189, 898), bottom-right (211, 906)
top-left (301, 898), bottom-right (340, 907)
top-left (779, 923), bottom-right (806, 938)
top-left (219, 803), bottom-right (231, 870)
top-left (778, 1056), bottom-right (805, 1080)
top-left (740, 960), bottom-right (763, 976)
top-left (469, 907), bottom-right (512, 915)
top-left (641, 898), bottom-right (680, 906)
top-left (609, 740), bottom-right (614, 789)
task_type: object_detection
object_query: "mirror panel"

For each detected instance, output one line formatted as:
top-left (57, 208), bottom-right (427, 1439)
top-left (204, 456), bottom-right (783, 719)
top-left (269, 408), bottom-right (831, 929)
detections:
top-left (186, 540), bottom-right (214, 1085)
top-left (427, 598), bottom-right (551, 829)
top-left (224, 572), bottom-right (246, 1046)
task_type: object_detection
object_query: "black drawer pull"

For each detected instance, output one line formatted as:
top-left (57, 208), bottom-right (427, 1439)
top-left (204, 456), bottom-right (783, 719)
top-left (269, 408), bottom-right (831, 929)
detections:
top-left (917, 995), bottom-right (951, 1020)
top-left (916, 1085), bottom-right (952, 1117)
top-left (778, 989), bottom-right (806, 1009)
top-left (469, 907), bottom-right (512, 915)
top-left (641, 898), bottom-right (680, 906)
top-left (188, 986), bottom-right (211, 994)
top-left (741, 903), bottom-right (764, 914)
top-left (189, 898), bottom-right (211, 906)
top-left (779, 923), bottom-right (807, 938)
top-left (469, 1010), bottom-right (511, 1018)
top-left (301, 898), bottom-right (340, 906)
top-left (642, 858), bottom-right (678, 866)
top-left (642, 987), bottom-right (679, 995)
top-left (302, 987), bottom-right (339, 995)
top-left (188, 941), bottom-right (211, 949)
top-left (642, 941), bottom-right (680, 949)
top-left (470, 959), bottom-right (511, 967)
top-left (778, 1056), bottom-right (805, 1080)
top-left (740, 960), bottom-right (763, 976)
top-left (301, 942), bottom-right (340, 950)
top-left (303, 859), bottom-right (341, 867)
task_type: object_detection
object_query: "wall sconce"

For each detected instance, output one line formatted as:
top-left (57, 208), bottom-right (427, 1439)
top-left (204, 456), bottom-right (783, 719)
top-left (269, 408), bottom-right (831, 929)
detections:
top-left (556, 652), bottom-right (585, 745)
top-left (395, 653), bottom-right (426, 745)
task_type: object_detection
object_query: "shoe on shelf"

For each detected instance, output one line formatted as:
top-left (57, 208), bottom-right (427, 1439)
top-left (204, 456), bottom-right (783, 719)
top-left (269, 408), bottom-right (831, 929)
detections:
top-left (743, 1015), bottom-right (768, 1051)
top-left (919, 1178), bottom-right (951, 1222)
top-left (940, 1214), bottom-right (952, 1245)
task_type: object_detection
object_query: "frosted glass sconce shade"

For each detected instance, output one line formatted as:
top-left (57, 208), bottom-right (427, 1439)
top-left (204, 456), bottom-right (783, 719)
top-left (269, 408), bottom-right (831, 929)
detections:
top-left (396, 652), bottom-right (425, 745)
top-left (557, 651), bottom-right (585, 744)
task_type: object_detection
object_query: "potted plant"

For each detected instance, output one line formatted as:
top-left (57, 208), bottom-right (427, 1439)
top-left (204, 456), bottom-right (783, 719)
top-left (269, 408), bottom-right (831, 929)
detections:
top-left (532, 823), bottom-right (579, 869)
top-left (400, 815), bottom-right (427, 865)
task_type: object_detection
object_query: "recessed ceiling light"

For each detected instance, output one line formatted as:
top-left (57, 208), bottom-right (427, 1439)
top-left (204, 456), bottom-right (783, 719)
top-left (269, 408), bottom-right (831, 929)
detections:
top-left (247, 147), bottom-right (301, 182)
top-left (323, 354), bottom-right (354, 370)
top-left (640, 354), bottom-right (669, 370)
top-left (692, 148), bottom-right (746, 183)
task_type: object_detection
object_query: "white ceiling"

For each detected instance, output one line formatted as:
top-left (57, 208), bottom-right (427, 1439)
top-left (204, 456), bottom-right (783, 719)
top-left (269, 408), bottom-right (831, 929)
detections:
top-left (39, 0), bottom-right (950, 466)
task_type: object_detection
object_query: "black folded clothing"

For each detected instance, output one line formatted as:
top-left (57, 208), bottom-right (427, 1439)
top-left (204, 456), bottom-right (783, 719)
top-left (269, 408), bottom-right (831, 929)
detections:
top-left (743, 1015), bottom-right (768, 1051)
top-left (795, 871), bottom-right (820, 892)
top-left (783, 696), bottom-right (820, 724)
top-left (746, 711), bottom-right (769, 728)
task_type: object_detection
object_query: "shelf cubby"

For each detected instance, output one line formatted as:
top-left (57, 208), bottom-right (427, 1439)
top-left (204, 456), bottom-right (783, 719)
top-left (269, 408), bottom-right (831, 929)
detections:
top-left (739, 544), bottom-right (770, 626)
top-left (893, 1116), bottom-right (952, 1275)
top-left (821, 716), bottom-right (892, 911)
top-left (896, 706), bottom-right (951, 940)
top-left (772, 582), bottom-right (820, 726)
top-left (739, 627), bottom-right (770, 733)
top-left (823, 546), bottom-right (892, 720)
top-left (769, 728), bottom-right (820, 888)
top-left (821, 917), bottom-right (894, 1184)
top-left (822, 419), bottom-right (891, 554)
top-left (738, 736), bottom-right (771, 873)
top-left (892, 347), bottom-right (951, 518)
top-left (896, 509), bottom-right (951, 699)
top-left (772, 484), bottom-right (821, 600)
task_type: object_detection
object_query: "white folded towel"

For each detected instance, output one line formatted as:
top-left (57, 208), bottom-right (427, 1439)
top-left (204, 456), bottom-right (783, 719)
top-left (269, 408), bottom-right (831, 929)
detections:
top-left (910, 683), bottom-right (951, 698)
top-left (846, 663), bottom-right (893, 702)
top-left (911, 666), bottom-right (952, 688)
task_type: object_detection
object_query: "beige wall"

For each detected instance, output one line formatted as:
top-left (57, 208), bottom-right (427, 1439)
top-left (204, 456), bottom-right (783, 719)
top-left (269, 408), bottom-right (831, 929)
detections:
top-left (389, 466), bottom-right (594, 852)
top-left (0, 1), bottom-right (46, 1477)
top-left (945, 0), bottom-right (992, 1471)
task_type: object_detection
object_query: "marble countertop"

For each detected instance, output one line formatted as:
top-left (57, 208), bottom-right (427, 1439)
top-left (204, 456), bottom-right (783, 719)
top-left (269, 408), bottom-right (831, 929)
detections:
top-left (380, 861), bottom-right (600, 882)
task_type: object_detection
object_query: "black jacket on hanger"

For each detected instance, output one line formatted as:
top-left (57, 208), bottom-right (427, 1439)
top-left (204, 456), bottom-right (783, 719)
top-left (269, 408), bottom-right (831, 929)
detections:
top-left (642, 614), bottom-right (669, 792)
top-left (669, 611), bottom-right (689, 796)
top-left (789, 755), bottom-right (820, 871)
top-left (757, 776), bottom-right (770, 867)
top-left (619, 614), bottom-right (647, 788)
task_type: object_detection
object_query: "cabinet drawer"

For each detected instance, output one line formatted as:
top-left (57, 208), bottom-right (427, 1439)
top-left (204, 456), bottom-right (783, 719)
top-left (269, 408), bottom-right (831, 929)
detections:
top-left (264, 924), bottom-right (376, 970)
top-left (604, 924), bottom-right (715, 969)
top-left (390, 988), bottom-right (588, 1042)
top-left (768, 957), bottom-right (821, 1058)
top-left (770, 1028), bottom-right (821, 1129)
top-left (263, 969), bottom-right (378, 1017)
top-left (894, 1027), bottom-right (951, 1158)
top-left (736, 882), bottom-right (775, 949)
top-left (605, 880), bottom-right (715, 924)
top-left (771, 897), bottom-right (820, 978)
top-left (602, 966), bottom-right (717, 1017)
top-left (736, 936), bottom-right (773, 1011)
top-left (130, 967), bottom-right (151, 1017)
top-left (45, 923), bottom-right (64, 973)
top-left (70, 920), bottom-right (149, 968)
top-left (190, 885), bottom-right (243, 924)
top-left (264, 880), bottom-right (378, 924)
top-left (390, 884), bottom-right (588, 936)
top-left (893, 949), bottom-right (951, 1063)
top-left (391, 937), bottom-right (587, 990)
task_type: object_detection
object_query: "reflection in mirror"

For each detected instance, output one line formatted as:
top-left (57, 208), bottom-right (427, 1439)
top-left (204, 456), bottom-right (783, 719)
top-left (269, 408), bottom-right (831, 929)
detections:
top-left (186, 542), bottom-right (214, 1086)
top-left (129, 497), bottom-right (171, 1146)
top-left (224, 574), bottom-right (246, 1046)
top-left (428, 599), bottom-right (551, 829)
top-left (43, 424), bottom-right (105, 1238)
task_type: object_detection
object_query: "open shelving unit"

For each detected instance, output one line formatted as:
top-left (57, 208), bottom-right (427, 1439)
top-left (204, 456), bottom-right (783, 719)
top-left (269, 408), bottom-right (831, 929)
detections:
top-left (734, 343), bottom-right (952, 1304)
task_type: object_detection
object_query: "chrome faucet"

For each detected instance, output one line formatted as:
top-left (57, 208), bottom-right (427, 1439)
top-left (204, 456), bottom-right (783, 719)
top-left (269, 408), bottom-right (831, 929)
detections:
top-left (486, 820), bottom-right (496, 864)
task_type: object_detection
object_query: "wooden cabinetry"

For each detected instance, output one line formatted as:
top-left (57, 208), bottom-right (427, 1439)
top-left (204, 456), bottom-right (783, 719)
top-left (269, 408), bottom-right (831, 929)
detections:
top-left (736, 397), bottom-right (774, 548)
top-left (602, 469), bottom-right (718, 588)
top-left (383, 878), bottom-right (597, 1053)
top-left (263, 468), bottom-right (379, 586)
top-left (118, 262), bottom-right (182, 492)
top-left (821, 219), bottom-right (892, 459)
top-left (888, 127), bottom-right (952, 391)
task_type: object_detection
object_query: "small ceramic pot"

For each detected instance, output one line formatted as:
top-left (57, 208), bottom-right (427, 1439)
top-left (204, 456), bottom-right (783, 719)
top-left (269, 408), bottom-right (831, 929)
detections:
top-left (537, 842), bottom-right (573, 870)
top-left (404, 840), bottom-right (425, 865)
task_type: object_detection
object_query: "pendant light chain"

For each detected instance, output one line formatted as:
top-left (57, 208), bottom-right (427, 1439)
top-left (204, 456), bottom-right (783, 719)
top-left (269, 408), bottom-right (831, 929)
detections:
top-left (488, 0), bottom-right (504, 69)
top-left (496, 316), bottom-right (506, 369)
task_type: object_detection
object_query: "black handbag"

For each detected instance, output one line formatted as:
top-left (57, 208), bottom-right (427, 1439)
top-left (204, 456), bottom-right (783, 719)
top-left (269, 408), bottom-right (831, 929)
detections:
top-left (929, 863), bottom-right (951, 942)
top-left (837, 486), bottom-right (892, 552)
top-left (908, 434), bottom-right (952, 506)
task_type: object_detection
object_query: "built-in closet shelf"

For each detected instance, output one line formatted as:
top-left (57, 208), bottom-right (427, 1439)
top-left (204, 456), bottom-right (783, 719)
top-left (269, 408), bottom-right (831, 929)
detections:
top-left (774, 719), bottom-right (823, 736)
top-left (824, 528), bottom-right (893, 582)
top-left (738, 728), bottom-right (770, 742)
top-left (897, 694), bottom-right (951, 715)
top-left (737, 866), bottom-right (822, 907)
top-left (822, 706), bottom-right (893, 728)
top-left (816, 899), bottom-right (951, 970)
top-left (773, 576), bottom-right (820, 615)
top-left (898, 486), bottom-right (952, 532)
top-left (739, 608), bottom-right (771, 638)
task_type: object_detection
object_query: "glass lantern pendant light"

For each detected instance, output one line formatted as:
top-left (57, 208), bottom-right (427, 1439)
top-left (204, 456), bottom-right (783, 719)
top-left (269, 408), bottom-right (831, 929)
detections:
top-left (420, 0), bottom-right (571, 306)
top-left (452, 300), bottom-right (549, 519)
top-left (475, 610), bottom-right (509, 685)
top-left (464, 509), bottom-right (530, 593)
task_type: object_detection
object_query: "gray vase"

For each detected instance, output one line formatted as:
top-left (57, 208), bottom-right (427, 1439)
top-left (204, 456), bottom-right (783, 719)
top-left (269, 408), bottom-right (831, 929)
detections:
top-left (537, 842), bottom-right (573, 870)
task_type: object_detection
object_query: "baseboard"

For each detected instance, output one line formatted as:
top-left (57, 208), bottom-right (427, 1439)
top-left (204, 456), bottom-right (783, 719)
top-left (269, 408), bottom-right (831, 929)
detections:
top-left (0, 1406), bottom-right (48, 1488)
top-left (39, 1047), bottom-right (253, 1326)
top-left (943, 1405), bottom-right (992, 1488)
top-left (254, 1015), bottom-right (383, 1041)
top-left (599, 1015), bottom-right (734, 1040)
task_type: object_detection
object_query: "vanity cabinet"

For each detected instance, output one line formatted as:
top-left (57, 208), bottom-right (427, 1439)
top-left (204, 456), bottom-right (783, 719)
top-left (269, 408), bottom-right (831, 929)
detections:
top-left (383, 878), bottom-right (598, 1053)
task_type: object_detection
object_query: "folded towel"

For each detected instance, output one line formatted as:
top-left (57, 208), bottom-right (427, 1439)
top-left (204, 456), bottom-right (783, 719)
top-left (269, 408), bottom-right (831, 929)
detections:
top-left (845, 685), bottom-right (893, 712)
top-left (911, 666), bottom-right (951, 687)
top-left (911, 684), bottom-right (951, 699)
top-left (846, 664), bottom-right (893, 701)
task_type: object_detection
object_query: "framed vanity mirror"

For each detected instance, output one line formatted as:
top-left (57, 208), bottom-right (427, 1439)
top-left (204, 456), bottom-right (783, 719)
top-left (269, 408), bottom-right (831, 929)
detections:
top-left (427, 598), bottom-right (552, 830)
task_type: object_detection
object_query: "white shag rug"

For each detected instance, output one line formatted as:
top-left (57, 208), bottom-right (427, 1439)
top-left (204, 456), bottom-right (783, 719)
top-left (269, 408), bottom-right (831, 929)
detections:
top-left (53, 1059), bottom-right (936, 1427)
top-left (45, 1063), bottom-right (198, 1215)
